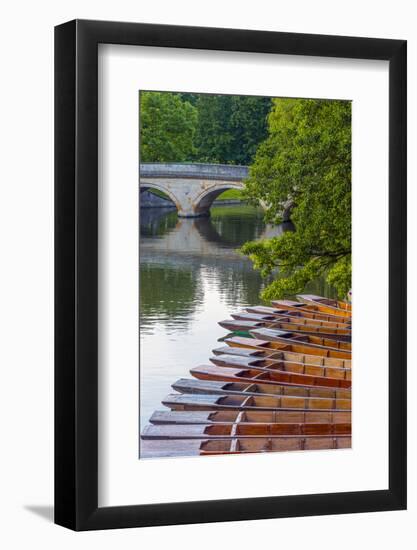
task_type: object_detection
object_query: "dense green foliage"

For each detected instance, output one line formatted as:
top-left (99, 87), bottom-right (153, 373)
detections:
top-left (241, 98), bottom-right (351, 299)
top-left (194, 95), bottom-right (272, 165)
top-left (140, 91), bottom-right (271, 165)
top-left (140, 92), bottom-right (197, 162)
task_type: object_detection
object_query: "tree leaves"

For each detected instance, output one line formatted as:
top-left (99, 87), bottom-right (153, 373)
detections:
top-left (140, 92), bottom-right (272, 166)
top-left (241, 98), bottom-right (352, 299)
top-left (140, 92), bottom-right (197, 162)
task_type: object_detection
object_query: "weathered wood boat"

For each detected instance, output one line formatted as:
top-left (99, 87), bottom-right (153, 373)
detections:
top-left (296, 294), bottom-right (352, 317)
top-left (149, 409), bottom-right (352, 425)
top-left (225, 335), bottom-right (351, 360)
top-left (271, 300), bottom-right (351, 324)
top-left (162, 391), bottom-right (351, 412)
top-left (219, 319), bottom-right (352, 342)
top-left (232, 311), bottom-right (285, 323)
top-left (200, 436), bottom-right (351, 454)
top-left (210, 353), bottom-right (351, 380)
top-left (188, 364), bottom-right (351, 390)
top-left (174, 377), bottom-right (351, 400)
top-left (298, 294), bottom-right (352, 312)
top-left (232, 310), bottom-right (351, 330)
top-left (247, 304), bottom-right (351, 324)
top-left (141, 436), bottom-right (351, 457)
top-left (249, 328), bottom-right (352, 352)
top-left (141, 421), bottom-right (351, 439)
top-left (212, 343), bottom-right (352, 369)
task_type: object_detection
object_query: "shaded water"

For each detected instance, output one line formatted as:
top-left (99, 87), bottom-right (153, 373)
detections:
top-left (139, 205), bottom-right (335, 440)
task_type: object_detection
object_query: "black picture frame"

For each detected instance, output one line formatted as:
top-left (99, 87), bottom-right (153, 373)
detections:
top-left (55, 19), bottom-right (407, 531)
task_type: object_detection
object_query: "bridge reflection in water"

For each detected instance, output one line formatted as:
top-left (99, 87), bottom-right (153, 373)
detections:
top-left (140, 206), bottom-right (294, 260)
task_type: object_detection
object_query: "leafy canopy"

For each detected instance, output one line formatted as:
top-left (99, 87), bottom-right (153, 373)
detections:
top-left (194, 95), bottom-right (272, 165)
top-left (140, 91), bottom-right (272, 165)
top-left (241, 98), bottom-right (351, 299)
top-left (140, 92), bottom-right (197, 162)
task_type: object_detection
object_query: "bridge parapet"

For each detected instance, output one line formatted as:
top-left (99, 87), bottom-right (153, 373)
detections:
top-left (140, 163), bottom-right (249, 182)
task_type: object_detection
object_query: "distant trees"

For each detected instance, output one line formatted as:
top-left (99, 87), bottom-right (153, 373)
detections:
top-left (194, 95), bottom-right (271, 165)
top-left (140, 92), bottom-right (197, 162)
top-left (241, 98), bottom-right (352, 299)
top-left (140, 91), bottom-right (272, 165)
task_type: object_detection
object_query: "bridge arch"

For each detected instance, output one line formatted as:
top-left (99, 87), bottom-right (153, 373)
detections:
top-left (192, 183), bottom-right (244, 216)
top-left (140, 181), bottom-right (179, 210)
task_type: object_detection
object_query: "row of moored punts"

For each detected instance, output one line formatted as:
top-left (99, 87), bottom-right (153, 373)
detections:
top-left (140, 294), bottom-right (352, 458)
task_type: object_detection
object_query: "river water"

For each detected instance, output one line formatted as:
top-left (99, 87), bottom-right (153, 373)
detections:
top-left (139, 204), bottom-right (335, 439)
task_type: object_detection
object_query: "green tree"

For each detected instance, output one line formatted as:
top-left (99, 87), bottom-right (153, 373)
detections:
top-left (140, 92), bottom-right (197, 162)
top-left (241, 98), bottom-right (351, 299)
top-left (194, 94), bottom-right (234, 163)
top-left (194, 94), bottom-right (272, 165)
top-left (229, 96), bottom-right (273, 164)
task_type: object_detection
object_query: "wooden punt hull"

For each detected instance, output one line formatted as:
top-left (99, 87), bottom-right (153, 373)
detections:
top-left (141, 421), bottom-right (352, 439)
top-left (225, 335), bottom-right (351, 360)
top-left (219, 319), bottom-right (264, 331)
top-left (201, 436), bottom-right (351, 454)
top-left (232, 311), bottom-right (284, 322)
top-left (189, 364), bottom-right (351, 391)
top-left (174, 376), bottom-right (351, 400)
top-left (297, 294), bottom-right (352, 317)
top-left (149, 409), bottom-right (352, 425)
top-left (210, 353), bottom-right (351, 381)
top-left (233, 310), bottom-right (351, 330)
top-left (212, 343), bottom-right (351, 369)
top-left (249, 328), bottom-right (352, 352)
top-left (298, 294), bottom-right (352, 312)
top-left (220, 320), bottom-right (352, 341)
top-left (247, 304), bottom-right (351, 324)
top-left (271, 300), bottom-right (351, 324)
top-left (162, 392), bottom-right (351, 412)
top-left (141, 436), bottom-right (351, 458)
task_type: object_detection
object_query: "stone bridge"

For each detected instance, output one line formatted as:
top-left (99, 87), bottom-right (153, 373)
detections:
top-left (139, 163), bottom-right (249, 218)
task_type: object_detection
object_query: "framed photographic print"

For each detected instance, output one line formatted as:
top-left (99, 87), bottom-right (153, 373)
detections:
top-left (55, 20), bottom-right (407, 530)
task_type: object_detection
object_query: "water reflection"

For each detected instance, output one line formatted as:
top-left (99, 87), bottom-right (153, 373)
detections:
top-left (139, 205), bottom-right (334, 434)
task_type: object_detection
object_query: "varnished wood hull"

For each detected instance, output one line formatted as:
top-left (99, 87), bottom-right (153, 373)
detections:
top-left (297, 294), bottom-right (352, 317)
top-left (164, 387), bottom-right (351, 412)
top-left (212, 342), bottom-right (352, 369)
top-left (149, 409), bottom-right (352, 425)
top-left (298, 294), bottom-right (352, 312)
top-left (201, 436), bottom-right (351, 454)
top-left (232, 310), bottom-right (351, 330)
top-left (174, 375), bottom-right (351, 398)
top-left (212, 343), bottom-right (352, 369)
top-left (247, 304), bottom-right (351, 324)
top-left (225, 335), bottom-right (351, 360)
top-left (271, 300), bottom-right (351, 324)
top-left (140, 436), bottom-right (352, 458)
top-left (142, 422), bottom-right (352, 439)
top-left (249, 328), bottom-right (352, 352)
top-left (220, 319), bottom-right (352, 341)
top-left (189, 364), bottom-right (351, 390)
top-left (210, 353), bottom-right (351, 380)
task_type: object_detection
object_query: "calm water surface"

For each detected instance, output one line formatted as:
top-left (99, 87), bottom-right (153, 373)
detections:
top-left (139, 205), bottom-right (335, 438)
